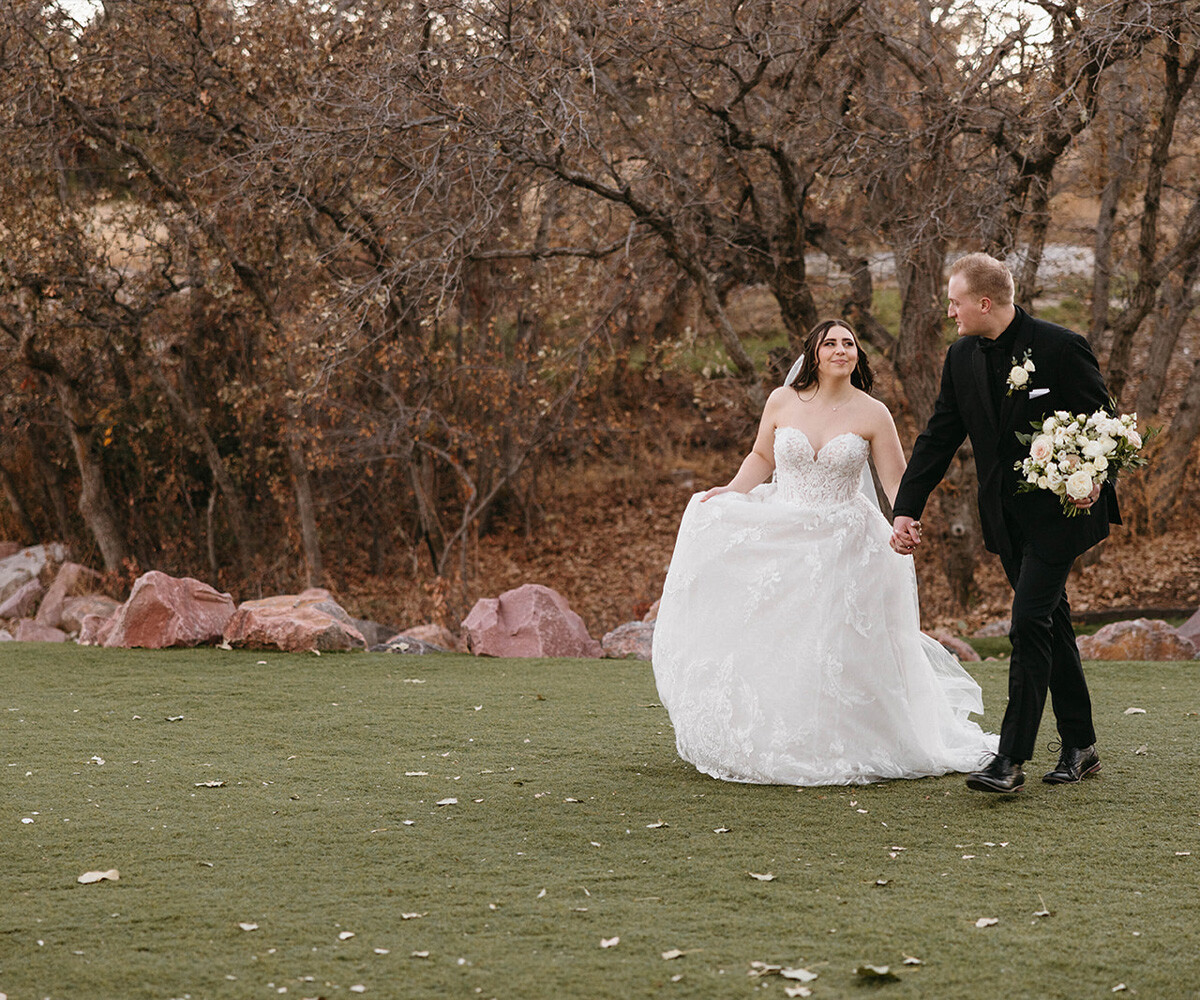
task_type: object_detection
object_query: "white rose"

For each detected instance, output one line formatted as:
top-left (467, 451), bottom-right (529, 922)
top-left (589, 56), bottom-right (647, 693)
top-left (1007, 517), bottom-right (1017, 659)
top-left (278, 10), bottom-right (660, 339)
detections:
top-left (1009, 366), bottom-right (1030, 388)
top-left (1023, 359), bottom-right (1036, 372)
top-left (1037, 475), bottom-right (1050, 489)
top-left (1093, 455), bottom-right (1108, 472)
top-left (1030, 435), bottom-right (1055, 463)
top-left (1043, 416), bottom-right (1058, 432)
top-left (1128, 429), bottom-right (1142, 448)
top-left (1075, 433), bottom-right (1089, 448)
top-left (1065, 470), bottom-right (1094, 500)
top-left (1045, 466), bottom-right (1063, 488)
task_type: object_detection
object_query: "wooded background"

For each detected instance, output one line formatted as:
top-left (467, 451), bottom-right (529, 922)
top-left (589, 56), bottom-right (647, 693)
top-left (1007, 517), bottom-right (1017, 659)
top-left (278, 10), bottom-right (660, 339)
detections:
top-left (2, 0), bottom-right (1199, 624)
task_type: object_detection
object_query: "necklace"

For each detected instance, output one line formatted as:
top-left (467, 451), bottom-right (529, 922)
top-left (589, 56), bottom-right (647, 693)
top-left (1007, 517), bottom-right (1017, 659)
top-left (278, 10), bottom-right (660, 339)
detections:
top-left (796, 388), bottom-right (853, 411)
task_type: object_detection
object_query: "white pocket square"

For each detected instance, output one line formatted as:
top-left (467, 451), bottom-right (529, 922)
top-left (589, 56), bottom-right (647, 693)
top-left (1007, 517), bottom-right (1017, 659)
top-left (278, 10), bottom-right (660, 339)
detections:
top-left (1029, 388), bottom-right (1050, 399)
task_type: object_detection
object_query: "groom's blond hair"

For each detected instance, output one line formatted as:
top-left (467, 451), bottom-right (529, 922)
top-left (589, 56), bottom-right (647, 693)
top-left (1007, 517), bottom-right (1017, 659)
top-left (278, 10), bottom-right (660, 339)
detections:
top-left (950, 253), bottom-right (1014, 306)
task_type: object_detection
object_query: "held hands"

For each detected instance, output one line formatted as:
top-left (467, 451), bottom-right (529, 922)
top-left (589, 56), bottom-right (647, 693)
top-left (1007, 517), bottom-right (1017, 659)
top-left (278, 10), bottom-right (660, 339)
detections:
top-left (1067, 483), bottom-right (1102, 511)
top-left (890, 516), bottom-right (922, 556)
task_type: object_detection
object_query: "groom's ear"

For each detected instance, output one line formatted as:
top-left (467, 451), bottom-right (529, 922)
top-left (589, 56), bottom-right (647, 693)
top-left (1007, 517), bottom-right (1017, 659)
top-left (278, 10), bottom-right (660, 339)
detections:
top-left (978, 295), bottom-right (993, 314)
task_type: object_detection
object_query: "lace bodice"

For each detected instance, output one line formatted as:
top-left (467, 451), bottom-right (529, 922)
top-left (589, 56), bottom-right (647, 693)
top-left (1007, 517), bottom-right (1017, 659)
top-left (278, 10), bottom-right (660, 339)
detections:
top-left (774, 428), bottom-right (870, 507)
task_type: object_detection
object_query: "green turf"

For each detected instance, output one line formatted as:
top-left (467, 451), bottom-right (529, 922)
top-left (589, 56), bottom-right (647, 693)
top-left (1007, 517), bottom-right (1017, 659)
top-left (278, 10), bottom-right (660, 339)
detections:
top-left (2, 645), bottom-right (1198, 999)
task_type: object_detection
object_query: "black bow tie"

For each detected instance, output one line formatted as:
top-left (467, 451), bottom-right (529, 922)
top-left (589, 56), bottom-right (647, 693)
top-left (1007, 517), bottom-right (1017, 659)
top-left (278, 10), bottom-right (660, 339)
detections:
top-left (977, 337), bottom-right (1004, 355)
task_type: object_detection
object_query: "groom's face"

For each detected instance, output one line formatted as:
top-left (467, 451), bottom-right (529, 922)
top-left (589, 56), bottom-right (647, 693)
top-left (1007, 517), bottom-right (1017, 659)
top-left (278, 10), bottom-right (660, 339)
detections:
top-left (947, 274), bottom-right (989, 338)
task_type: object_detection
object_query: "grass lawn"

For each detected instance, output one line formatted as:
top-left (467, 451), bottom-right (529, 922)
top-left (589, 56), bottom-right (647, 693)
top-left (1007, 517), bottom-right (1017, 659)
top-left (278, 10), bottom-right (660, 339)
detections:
top-left (2, 644), bottom-right (1198, 999)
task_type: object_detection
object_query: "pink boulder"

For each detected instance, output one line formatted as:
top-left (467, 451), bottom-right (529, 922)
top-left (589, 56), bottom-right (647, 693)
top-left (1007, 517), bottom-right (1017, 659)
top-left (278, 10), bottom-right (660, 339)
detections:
top-left (60, 595), bottom-right (122, 633)
top-left (461, 584), bottom-right (602, 658)
top-left (395, 623), bottom-right (460, 651)
top-left (1076, 618), bottom-right (1198, 661)
top-left (103, 571), bottom-right (236, 649)
top-left (930, 630), bottom-right (982, 663)
top-left (36, 562), bottom-right (106, 628)
top-left (602, 621), bottom-right (655, 660)
top-left (1178, 606), bottom-right (1200, 648)
top-left (224, 591), bottom-right (366, 652)
top-left (80, 613), bottom-right (117, 646)
top-left (14, 619), bottom-right (68, 643)
top-left (0, 578), bottom-right (44, 619)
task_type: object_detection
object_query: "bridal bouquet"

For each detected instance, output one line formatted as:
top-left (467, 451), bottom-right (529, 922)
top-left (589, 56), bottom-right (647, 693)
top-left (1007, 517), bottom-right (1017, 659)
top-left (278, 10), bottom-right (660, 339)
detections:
top-left (1014, 409), bottom-right (1149, 516)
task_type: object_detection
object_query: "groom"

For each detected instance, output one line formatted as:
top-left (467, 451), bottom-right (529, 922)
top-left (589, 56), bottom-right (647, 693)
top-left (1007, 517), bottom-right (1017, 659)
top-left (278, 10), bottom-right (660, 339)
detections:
top-left (890, 253), bottom-right (1120, 793)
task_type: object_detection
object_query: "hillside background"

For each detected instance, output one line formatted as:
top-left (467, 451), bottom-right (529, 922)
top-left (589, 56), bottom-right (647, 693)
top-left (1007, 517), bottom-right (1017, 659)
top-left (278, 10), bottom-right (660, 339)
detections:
top-left (2, 1), bottom-right (1200, 638)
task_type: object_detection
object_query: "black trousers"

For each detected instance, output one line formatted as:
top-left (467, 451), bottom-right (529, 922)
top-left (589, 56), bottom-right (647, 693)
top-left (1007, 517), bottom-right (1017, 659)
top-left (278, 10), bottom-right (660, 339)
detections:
top-left (997, 533), bottom-right (1097, 762)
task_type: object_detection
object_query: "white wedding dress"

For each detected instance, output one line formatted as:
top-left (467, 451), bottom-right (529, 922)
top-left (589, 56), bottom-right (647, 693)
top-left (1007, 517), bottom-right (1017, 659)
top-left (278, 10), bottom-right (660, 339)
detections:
top-left (651, 427), bottom-right (998, 785)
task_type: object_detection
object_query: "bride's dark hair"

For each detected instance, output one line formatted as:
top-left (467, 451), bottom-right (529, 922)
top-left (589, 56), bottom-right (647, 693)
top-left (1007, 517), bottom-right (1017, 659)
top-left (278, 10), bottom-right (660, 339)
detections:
top-left (789, 319), bottom-right (874, 394)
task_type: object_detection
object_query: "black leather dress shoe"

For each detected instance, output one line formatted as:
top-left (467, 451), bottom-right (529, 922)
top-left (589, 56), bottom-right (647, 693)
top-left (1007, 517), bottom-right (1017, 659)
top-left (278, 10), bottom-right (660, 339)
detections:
top-left (966, 754), bottom-right (1026, 793)
top-left (1042, 744), bottom-right (1101, 784)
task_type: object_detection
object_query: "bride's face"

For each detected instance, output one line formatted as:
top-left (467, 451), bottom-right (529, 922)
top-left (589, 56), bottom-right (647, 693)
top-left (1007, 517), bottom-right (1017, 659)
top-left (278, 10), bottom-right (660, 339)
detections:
top-left (816, 326), bottom-right (858, 379)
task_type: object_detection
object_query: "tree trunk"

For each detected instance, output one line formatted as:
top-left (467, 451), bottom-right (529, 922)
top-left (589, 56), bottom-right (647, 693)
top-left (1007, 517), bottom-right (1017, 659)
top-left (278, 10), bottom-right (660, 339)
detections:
top-left (1134, 262), bottom-right (1199, 417)
top-left (54, 377), bottom-right (128, 571)
top-left (150, 360), bottom-right (256, 578)
top-left (1150, 354), bottom-right (1200, 523)
top-left (0, 461), bottom-right (40, 543)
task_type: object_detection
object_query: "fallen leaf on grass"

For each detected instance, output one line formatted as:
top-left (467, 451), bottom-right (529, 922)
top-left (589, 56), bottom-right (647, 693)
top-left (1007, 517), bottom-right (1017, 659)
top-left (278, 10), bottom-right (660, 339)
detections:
top-left (600, 936), bottom-right (620, 948)
top-left (975, 917), bottom-right (999, 928)
top-left (77, 869), bottom-right (119, 884)
top-left (854, 964), bottom-right (899, 981)
top-left (1124, 707), bottom-right (1146, 715)
top-left (748, 872), bottom-right (775, 881)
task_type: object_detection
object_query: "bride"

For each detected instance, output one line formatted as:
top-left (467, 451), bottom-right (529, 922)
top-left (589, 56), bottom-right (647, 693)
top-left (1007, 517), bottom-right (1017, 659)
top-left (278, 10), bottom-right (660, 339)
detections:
top-left (651, 319), bottom-right (997, 785)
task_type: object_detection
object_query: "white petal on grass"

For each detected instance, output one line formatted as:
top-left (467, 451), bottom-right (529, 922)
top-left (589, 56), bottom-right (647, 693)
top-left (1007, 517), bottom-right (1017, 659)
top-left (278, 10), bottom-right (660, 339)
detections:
top-left (1112, 985), bottom-right (1127, 993)
top-left (600, 936), bottom-right (620, 949)
top-left (411, 951), bottom-right (430, 958)
top-left (748, 962), bottom-right (782, 977)
top-left (77, 869), bottom-right (120, 885)
top-left (195, 780), bottom-right (226, 788)
top-left (374, 948), bottom-right (390, 954)
top-left (400, 912), bottom-right (426, 920)
top-left (646, 821), bottom-right (668, 829)
top-left (1175, 851), bottom-right (1191, 857)
top-left (784, 987), bottom-right (813, 998)
top-left (661, 949), bottom-right (685, 960)
top-left (903, 955), bottom-right (923, 965)
top-left (349, 987), bottom-right (366, 994)
top-left (780, 968), bottom-right (818, 982)
top-left (237, 922), bottom-right (258, 931)
top-left (975, 917), bottom-right (999, 928)
top-left (1134, 745), bottom-right (1148, 755)
top-left (748, 872), bottom-right (776, 881)
top-left (405, 771), bottom-right (429, 776)
top-left (166, 715), bottom-right (184, 722)
top-left (435, 798), bottom-right (458, 806)
top-left (854, 965), bottom-right (899, 981)
top-left (339, 931), bottom-right (355, 940)
top-left (89, 756), bottom-right (105, 765)
top-left (537, 888), bottom-right (547, 898)
top-left (713, 827), bottom-right (731, 834)
top-left (1124, 707), bottom-right (1146, 715)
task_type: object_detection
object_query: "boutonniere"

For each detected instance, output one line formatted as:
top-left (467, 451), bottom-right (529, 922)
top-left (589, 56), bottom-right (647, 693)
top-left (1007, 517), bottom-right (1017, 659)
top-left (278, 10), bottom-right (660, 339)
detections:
top-left (1006, 351), bottom-right (1035, 396)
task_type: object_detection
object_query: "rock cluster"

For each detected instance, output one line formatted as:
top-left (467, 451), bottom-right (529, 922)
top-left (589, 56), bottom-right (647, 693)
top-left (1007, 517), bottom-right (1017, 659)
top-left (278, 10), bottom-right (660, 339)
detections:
top-left (1076, 618), bottom-right (1198, 661)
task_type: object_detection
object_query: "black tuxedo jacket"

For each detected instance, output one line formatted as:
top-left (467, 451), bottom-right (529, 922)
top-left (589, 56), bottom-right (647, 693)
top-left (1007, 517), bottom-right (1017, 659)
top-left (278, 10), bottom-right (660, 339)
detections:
top-left (893, 307), bottom-right (1120, 564)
